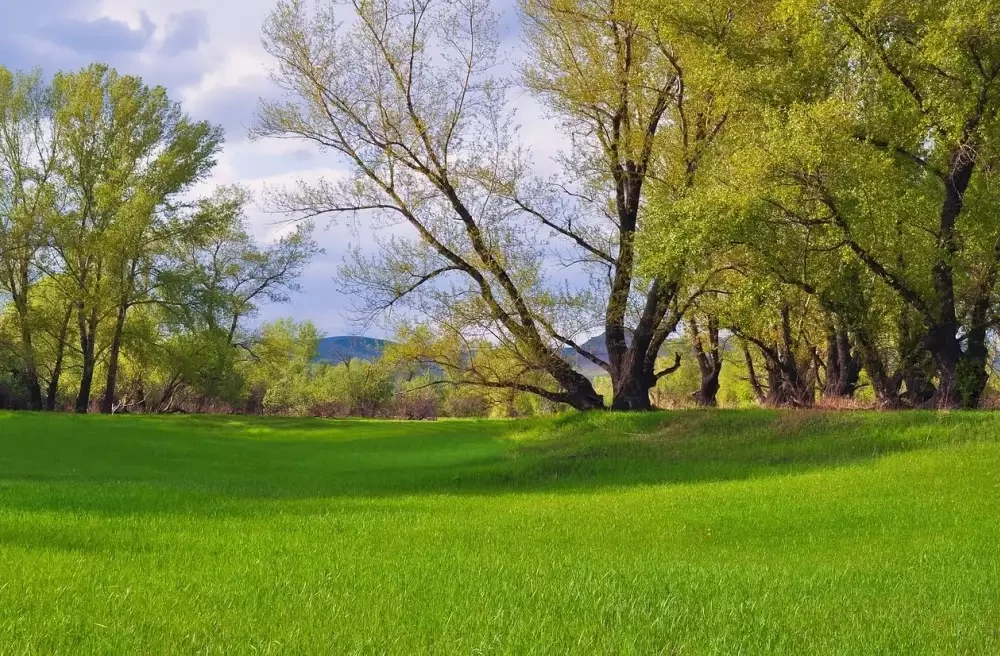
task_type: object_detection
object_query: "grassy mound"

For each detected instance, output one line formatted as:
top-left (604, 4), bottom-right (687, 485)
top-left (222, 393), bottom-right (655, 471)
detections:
top-left (1, 410), bottom-right (998, 653)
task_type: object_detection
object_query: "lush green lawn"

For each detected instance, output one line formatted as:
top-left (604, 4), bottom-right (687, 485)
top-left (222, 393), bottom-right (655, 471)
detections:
top-left (1, 410), bottom-right (1000, 653)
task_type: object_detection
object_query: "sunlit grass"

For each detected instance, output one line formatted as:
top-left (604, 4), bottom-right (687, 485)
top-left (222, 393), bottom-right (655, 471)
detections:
top-left (1, 410), bottom-right (999, 653)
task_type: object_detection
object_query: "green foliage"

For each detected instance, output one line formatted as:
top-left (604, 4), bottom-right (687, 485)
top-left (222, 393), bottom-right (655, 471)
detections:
top-left (635, 0), bottom-right (1000, 408)
top-left (241, 320), bottom-right (395, 417)
top-left (6, 0), bottom-right (1000, 412)
top-left (238, 320), bottom-right (557, 419)
top-left (0, 61), bottom-right (317, 413)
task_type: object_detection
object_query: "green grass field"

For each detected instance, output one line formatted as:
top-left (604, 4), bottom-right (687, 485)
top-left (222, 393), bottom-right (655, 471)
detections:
top-left (2, 410), bottom-right (1000, 653)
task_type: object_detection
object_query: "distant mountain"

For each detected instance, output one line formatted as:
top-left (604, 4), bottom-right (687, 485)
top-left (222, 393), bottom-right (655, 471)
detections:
top-left (561, 331), bottom-right (690, 380)
top-left (315, 331), bottom-right (681, 380)
top-left (316, 336), bottom-right (393, 364)
top-left (562, 334), bottom-right (613, 379)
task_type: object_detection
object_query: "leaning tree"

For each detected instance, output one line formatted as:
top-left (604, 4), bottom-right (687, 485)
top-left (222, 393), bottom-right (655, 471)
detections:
top-left (256, 0), bottom-right (749, 410)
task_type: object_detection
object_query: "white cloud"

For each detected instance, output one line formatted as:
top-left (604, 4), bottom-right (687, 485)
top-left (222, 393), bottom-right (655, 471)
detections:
top-left (9, 0), bottom-right (567, 337)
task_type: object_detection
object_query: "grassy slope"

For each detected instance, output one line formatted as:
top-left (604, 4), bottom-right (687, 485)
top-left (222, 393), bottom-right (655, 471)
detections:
top-left (1, 410), bottom-right (999, 654)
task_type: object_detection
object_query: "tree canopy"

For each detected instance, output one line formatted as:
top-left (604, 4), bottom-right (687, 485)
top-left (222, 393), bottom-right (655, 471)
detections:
top-left (4, 0), bottom-right (1000, 414)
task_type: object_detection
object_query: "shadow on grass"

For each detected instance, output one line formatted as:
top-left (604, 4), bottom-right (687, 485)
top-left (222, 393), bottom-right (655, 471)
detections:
top-left (0, 409), bottom-right (993, 518)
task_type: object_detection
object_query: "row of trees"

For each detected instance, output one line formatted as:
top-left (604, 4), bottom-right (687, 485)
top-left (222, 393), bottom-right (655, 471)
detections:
top-left (0, 65), bottom-right (316, 413)
top-left (258, 0), bottom-right (1000, 410)
top-left (5, 0), bottom-right (998, 415)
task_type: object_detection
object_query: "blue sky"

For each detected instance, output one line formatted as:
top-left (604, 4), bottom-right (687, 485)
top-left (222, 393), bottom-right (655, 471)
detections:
top-left (2, 0), bottom-right (556, 338)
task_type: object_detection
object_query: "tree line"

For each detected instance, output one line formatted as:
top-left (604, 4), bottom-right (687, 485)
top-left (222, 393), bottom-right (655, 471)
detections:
top-left (4, 0), bottom-right (1000, 415)
top-left (0, 65), bottom-right (316, 412)
top-left (259, 0), bottom-right (1000, 411)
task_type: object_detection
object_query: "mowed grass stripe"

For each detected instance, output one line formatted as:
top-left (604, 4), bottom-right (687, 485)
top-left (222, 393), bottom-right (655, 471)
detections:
top-left (0, 410), bottom-right (998, 653)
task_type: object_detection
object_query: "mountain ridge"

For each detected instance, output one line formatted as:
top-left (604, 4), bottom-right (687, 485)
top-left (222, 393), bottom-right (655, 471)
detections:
top-left (316, 332), bottom-right (684, 380)
top-left (315, 336), bottom-right (393, 364)
top-left (317, 333), bottom-right (623, 380)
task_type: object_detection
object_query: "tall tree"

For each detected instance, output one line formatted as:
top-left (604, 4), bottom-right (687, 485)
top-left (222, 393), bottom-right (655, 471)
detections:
top-left (256, 0), bottom-right (606, 410)
top-left (48, 64), bottom-right (223, 413)
top-left (257, 0), bottom-right (752, 410)
top-left (0, 68), bottom-right (60, 410)
top-left (97, 118), bottom-right (222, 414)
top-left (518, 0), bottom-right (732, 409)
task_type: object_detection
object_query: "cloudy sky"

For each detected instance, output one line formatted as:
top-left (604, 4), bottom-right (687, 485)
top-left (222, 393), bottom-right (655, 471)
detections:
top-left (1, 0), bottom-right (549, 337)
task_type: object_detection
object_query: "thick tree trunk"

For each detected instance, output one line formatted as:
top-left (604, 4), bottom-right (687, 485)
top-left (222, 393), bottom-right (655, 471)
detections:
top-left (926, 323), bottom-right (988, 409)
top-left (822, 324), bottom-right (860, 399)
top-left (610, 346), bottom-right (681, 411)
top-left (559, 373), bottom-right (606, 411)
top-left (690, 316), bottom-right (722, 407)
top-left (607, 279), bottom-right (682, 411)
top-left (611, 333), bottom-right (656, 411)
top-left (611, 372), bottom-right (655, 411)
top-left (693, 368), bottom-right (721, 408)
top-left (925, 151), bottom-right (983, 408)
top-left (546, 353), bottom-right (605, 411)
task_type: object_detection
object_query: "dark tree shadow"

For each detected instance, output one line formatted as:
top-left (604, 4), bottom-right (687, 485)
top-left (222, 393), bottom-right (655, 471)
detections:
top-left (0, 409), bottom-right (991, 519)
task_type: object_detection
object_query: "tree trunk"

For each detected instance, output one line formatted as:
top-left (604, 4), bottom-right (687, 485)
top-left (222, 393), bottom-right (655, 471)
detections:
top-left (959, 326), bottom-right (991, 409)
top-left (767, 354), bottom-right (815, 407)
top-left (926, 323), bottom-right (961, 408)
top-left (608, 279), bottom-right (682, 411)
top-left (45, 304), bottom-right (73, 411)
top-left (100, 302), bottom-right (130, 414)
top-left (926, 323), bottom-right (988, 409)
top-left (822, 323), bottom-right (860, 399)
top-left (76, 352), bottom-right (95, 413)
top-left (773, 306), bottom-right (815, 407)
top-left (690, 316), bottom-right (722, 407)
top-left (854, 327), bottom-right (901, 408)
top-left (693, 366), bottom-right (721, 408)
top-left (611, 372), bottom-right (655, 411)
top-left (610, 332), bottom-right (657, 411)
top-left (925, 151), bottom-right (980, 408)
top-left (741, 307), bottom-right (815, 408)
top-left (17, 318), bottom-right (43, 411)
top-left (544, 351), bottom-right (606, 411)
top-left (610, 349), bottom-right (681, 411)
top-left (154, 373), bottom-right (183, 413)
top-left (742, 340), bottom-right (766, 403)
top-left (889, 309), bottom-right (934, 406)
top-left (558, 370), bottom-right (606, 411)
top-left (75, 304), bottom-right (99, 414)
top-left (5, 289), bottom-right (43, 410)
